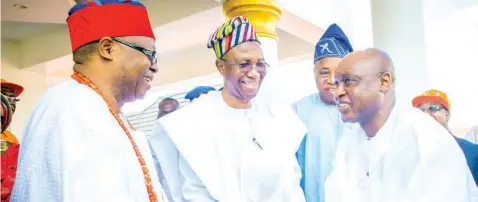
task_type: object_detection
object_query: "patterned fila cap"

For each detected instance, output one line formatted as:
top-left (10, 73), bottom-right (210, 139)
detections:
top-left (314, 23), bottom-right (353, 63)
top-left (207, 16), bottom-right (259, 59)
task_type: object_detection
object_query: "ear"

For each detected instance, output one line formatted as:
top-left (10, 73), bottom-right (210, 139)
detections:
top-left (216, 59), bottom-right (226, 76)
top-left (379, 72), bottom-right (392, 92)
top-left (97, 37), bottom-right (115, 61)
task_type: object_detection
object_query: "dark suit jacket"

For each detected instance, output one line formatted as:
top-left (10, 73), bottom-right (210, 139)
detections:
top-left (454, 136), bottom-right (478, 185)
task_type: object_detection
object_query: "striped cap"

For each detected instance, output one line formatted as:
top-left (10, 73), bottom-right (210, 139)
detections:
top-left (207, 16), bottom-right (259, 59)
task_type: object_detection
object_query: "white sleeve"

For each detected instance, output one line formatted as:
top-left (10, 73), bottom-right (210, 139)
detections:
top-left (179, 154), bottom-right (217, 202)
top-left (399, 117), bottom-right (478, 202)
top-left (11, 104), bottom-right (105, 202)
top-left (148, 121), bottom-right (184, 202)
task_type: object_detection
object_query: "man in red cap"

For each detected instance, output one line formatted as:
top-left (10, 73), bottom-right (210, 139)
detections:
top-left (1, 79), bottom-right (23, 202)
top-left (412, 89), bottom-right (451, 128)
top-left (11, 1), bottom-right (167, 202)
top-left (412, 89), bottom-right (478, 185)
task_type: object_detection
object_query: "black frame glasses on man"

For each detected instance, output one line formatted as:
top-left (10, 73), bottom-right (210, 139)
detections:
top-left (220, 59), bottom-right (269, 73)
top-left (112, 38), bottom-right (157, 65)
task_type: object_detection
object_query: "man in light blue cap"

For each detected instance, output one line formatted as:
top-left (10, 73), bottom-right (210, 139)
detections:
top-left (294, 23), bottom-right (354, 202)
top-left (184, 86), bottom-right (216, 102)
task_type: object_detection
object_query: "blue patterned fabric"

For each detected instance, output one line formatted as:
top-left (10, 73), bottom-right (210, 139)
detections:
top-left (313, 24), bottom-right (353, 63)
top-left (68, 0), bottom-right (145, 16)
top-left (184, 86), bottom-right (216, 102)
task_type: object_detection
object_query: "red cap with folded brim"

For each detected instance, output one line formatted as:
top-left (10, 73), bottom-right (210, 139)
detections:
top-left (412, 95), bottom-right (450, 111)
top-left (67, 3), bottom-right (155, 52)
top-left (1, 79), bottom-right (24, 97)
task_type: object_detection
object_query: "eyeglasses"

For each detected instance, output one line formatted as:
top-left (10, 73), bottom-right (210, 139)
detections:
top-left (112, 38), bottom-right (157, 65)
top-left (1, 93), bottom-right (19, 104)
top-left (420, 105), bottom-right (444, 113)
top-left (221, 59), bottom-right (269, 73)
top-left (7, 97), bottom-right (19, 104)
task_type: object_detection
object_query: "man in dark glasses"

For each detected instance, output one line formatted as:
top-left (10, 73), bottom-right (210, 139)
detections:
top-left (412, 89), bottom-right (477, 185)
top-left (412, 89), bottom-right (451, 128)
top-left (11, 1), bottom-right (167, 201)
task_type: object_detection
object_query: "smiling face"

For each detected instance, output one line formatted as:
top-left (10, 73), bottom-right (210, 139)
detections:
top-left (217, 41), bottom-right (266, 101)
top-left (334, 51), bottom-right (393, 124)
top-left (314, 57), bottom-right (343, 104)
top-left (109, 36), bottom-right (158, 102)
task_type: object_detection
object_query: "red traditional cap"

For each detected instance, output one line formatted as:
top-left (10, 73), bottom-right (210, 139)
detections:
top-left (67, 0), bottom-right (155, 52)
top-left (1, 79), bottom-right (24, 97)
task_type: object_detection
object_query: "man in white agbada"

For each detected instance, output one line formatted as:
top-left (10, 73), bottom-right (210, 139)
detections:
top-left (11, 1), bottom-right (167, 201)
top-left (326, 48), bottom-right (478, 202)
top-left (293, 23), bottom-right (355, 202)
top-left (148, 16), bottom-right (306, 202)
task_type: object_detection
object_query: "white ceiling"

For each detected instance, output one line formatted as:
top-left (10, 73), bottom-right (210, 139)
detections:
top-left (1, 0), bottom-right (220, 41)
top-left (1, 22), bottom-right (67, 41)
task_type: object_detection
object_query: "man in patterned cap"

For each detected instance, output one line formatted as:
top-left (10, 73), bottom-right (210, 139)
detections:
top-left (1, 79), bottom-right (23, 202)
top-left (184, 86), bottom-right (216, 102)
top-left (293, 24), bottom-right (355, 202)
top-left (149, 16), bottom-right (306, 202)
top-left (325, 48), bottom-right (477, 202)
top-left (412, 89), bottom-right (477, 185)
top-left (11, 1), bottom-right (167, 202)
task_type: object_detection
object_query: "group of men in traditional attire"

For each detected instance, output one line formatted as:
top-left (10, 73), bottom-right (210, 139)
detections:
top-left (1, 0), bottom-right (477, 202)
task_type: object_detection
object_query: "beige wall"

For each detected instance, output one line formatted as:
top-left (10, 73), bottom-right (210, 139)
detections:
top-left (1, 61), bottom-right (47, 139)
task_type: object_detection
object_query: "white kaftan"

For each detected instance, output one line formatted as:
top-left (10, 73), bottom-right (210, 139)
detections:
top-left (149, 91), bottom-right (306, 202)
top-left (325, 106), bottom-right (478, 202)
top-left (11, 79), bottom-right (167, 202)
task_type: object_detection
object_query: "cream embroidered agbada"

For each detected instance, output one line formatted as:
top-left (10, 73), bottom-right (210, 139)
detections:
top-left (149, 91), bottom-right (306, 202)
top-left (325, 106), bottom-right (478, 202)
top-left (11, 80), bottom-right (166, 202)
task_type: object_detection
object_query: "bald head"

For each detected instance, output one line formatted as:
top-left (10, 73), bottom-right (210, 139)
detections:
top-left (334, 48), bottom-right (396, 128)
top-left (339, 48), bottom-right (395, 82)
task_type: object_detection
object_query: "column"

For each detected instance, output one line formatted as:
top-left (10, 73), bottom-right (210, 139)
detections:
top-left (222, 0), bottom-right (282, 68)
top-left (370, 0), bottom-right (429, 107)
top-left (222, 0), bottom-right (284, 102)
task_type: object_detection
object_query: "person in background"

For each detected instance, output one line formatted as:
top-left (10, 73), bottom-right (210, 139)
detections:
top-left (157, 98), bottom-right (180, 119)
top-left (148, 16), bottom-right (306, 202)
top-left (326, 48), bottom-right (477, 202)
top-left (293, 24), bottom-right (354, 202)
top-left (184, 86), bottom-right (216, 102)
top-left (11, 1), bottom-right (168, 201)
top-left (1, 79), bottom-right (23, 202)
top-left (412, 89), bottom-right (478, 185)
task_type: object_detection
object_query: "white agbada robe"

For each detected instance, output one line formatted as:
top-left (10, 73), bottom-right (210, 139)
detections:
top-left (11, 80), bottom-right (167, 202)
top-left (325, 106), bottom-right (478, 202)
top-left (293, 93), bottom-right (356, 202)
top-left (149, 91), bottom-right (306, 202)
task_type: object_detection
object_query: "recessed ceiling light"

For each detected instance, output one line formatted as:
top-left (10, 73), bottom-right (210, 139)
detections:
top-left (13, 4), bottom-right (28, 9)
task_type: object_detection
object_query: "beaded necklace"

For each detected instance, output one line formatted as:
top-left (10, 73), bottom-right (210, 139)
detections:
top-left (72, 72), bottom-right (163, 202)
